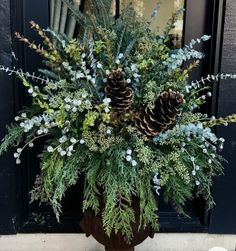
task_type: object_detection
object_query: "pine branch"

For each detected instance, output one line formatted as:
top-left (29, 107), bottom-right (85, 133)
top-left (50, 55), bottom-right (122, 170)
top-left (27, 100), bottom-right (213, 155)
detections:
top-left (0, 125), bottom-right (24, 155)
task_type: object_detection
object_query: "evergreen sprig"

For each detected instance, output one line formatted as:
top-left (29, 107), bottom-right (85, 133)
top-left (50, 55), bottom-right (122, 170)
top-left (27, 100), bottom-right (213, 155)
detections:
top-left (0, 1), bottom-right (235, 244)
top-left (0, 125), bottom-right (24, 155)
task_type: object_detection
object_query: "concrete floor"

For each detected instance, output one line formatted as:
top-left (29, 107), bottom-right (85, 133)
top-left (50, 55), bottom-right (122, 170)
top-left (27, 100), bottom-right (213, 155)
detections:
top-left (0, 233), bottom-right (235, 251)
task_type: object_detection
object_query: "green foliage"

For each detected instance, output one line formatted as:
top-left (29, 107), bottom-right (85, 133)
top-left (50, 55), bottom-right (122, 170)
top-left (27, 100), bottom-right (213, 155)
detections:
top-left (163, 175), bottom-right (193, 216)
top-left (31, 146), bottom-right (88, 220)
top-left (136, 175), bottom-right (159, 231)
top-left (1, 1), bottom-right (236, 244)
top-left (0, 125), bottom-right (24, 155)
top-left (82, 124), bottom-right (123, 153)
top-left (203, 114), bottom-right (236, 128)
top-left (177, 112), bottom-right (205, 125)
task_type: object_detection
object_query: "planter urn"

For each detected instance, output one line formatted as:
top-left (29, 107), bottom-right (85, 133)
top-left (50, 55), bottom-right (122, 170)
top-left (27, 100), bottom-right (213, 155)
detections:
top-left (80, 198), bottom-right (154, 251)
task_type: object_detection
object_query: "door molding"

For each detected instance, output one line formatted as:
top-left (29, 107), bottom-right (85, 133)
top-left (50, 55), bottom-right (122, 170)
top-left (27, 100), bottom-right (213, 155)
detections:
top-left (3, 0), bottom-right (230, 234)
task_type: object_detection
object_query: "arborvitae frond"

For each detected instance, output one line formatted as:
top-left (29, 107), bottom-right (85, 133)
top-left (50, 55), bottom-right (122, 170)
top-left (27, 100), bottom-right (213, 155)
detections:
top-left (137, 175), bottom-right (158, 231)
top-left (38, 147), bottom-right (88, 221)
top-left (0, 125), bottom-right (24, 155)
top-left (83, 154), bottom-right (101, 213)
top-left (163, 175), bottom-right (193, 216)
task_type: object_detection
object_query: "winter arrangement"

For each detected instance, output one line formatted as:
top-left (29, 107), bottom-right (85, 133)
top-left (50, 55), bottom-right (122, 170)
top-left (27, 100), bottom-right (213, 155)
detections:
top-left (0, 0), bottom-right (236, 249)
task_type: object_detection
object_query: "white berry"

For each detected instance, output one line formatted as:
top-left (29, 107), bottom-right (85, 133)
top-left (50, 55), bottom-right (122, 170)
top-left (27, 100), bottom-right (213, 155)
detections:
top-left (126, 155), bottom-right (132, 162)
top-left (131, 160), bottom-right (137, 167)
top-left (47, 146), bottom-right (54, 153)
top-left (126, 149), bottom-right (132, 155)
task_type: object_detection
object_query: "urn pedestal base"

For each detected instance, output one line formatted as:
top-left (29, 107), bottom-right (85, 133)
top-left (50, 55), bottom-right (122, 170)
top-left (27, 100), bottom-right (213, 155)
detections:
top-left (80, 207), bottom-right (154, 251)
top-left (106, 248), bottom-right (134, 251)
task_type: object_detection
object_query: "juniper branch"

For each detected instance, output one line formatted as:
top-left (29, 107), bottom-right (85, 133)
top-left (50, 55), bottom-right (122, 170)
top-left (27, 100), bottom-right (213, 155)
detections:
top-left (0, 125), bottom-right (24, 155)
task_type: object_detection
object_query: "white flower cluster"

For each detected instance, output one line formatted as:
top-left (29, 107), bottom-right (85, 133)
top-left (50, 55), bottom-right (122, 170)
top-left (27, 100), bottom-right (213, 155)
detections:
top-left (115, 53), bottom-right (124, 65)
top-left (125, 63), bottom-right (141, 93)
top-left (14, 148), bottom-right (23, 164)
top-left (16, 113), bottom-right (54, 134)
top-left (27, 85), bottom-right (40, 98)
top-left (88, 40), bottom-right (97, 85)
top-left (103, 70), bottom-right (110, 83)
top-left (153, 173), bottom-right (161, 195)
top-left (124, 149), bottom-right (138, 167)
top-left (106, 127), bottom-right (112, 135)
top-left (47, 136), bottom-right (85, 157)
top-left (164, 35), bottom-right (211, 70)
top-left (64, 92), bottom-right (91, 113)
top-left (103, 97), bottom-right (111, 113)
top-left (62, 59), bottom-right (96, 85)
top-left (189, 156), bottom-right (201, 186)
top-left (13, 141), bottom-right (34, 165)
top-left (156, 122), bottom-right (225, 156)
top-left (158, 123), bottom-right (216, 142)
top-left (130, 63), bottom-right (141, 82)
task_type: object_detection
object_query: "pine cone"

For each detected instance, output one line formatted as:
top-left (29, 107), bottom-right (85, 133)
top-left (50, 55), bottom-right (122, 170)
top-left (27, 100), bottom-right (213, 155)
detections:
top-left (135, 90), bottom-right (184, 137)
top-left (105, 69), bottom-right (133, 113)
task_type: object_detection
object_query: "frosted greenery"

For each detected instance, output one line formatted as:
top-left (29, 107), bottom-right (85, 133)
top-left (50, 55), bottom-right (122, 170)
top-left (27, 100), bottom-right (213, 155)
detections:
top-left (0, 0), bottom-right (236, 243)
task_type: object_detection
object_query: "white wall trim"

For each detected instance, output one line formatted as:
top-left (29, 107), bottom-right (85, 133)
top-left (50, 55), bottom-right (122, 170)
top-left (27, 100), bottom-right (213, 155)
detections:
top-left (0, 233), bottom-right (235, 251)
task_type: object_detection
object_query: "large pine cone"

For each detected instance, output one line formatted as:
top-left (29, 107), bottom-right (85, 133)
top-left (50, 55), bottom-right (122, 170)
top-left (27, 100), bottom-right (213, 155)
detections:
top-left (106, 69), bottom-right (133, 113)
top-left (135, 90), bottom-right (184, 137)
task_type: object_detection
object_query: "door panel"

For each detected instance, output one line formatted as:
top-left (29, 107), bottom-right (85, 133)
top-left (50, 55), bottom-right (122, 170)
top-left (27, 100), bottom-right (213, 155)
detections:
top-left (0, 0), bottom-right (18, 234)
top-left (210, 0), bottom-right (236, 233)
top-left (4, 0), bottom-right (230, 234)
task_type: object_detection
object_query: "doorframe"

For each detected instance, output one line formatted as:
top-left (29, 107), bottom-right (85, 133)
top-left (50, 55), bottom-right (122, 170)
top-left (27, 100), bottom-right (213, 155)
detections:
top-left (1, 0), bottom-right (228, 234)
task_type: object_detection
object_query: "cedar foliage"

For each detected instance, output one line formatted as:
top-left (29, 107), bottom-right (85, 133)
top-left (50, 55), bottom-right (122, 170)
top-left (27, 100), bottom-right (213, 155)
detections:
top-left (0, 0), bottom-right (235, 244)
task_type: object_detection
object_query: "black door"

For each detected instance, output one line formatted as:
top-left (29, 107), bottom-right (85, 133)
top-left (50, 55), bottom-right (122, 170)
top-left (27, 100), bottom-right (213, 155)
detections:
top-left (0, 0), bottom-right (235, 234)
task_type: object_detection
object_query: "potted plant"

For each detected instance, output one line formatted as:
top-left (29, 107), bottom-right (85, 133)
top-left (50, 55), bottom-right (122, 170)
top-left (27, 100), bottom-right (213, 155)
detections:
top-left (0, 1), bottom-right (236, 250)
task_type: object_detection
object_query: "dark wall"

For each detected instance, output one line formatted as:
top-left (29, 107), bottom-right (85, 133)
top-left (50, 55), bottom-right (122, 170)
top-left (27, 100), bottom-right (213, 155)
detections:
top-left (0, 0), bottom-right (18, 233)
top-left (210, 0), bottom-right (236, 233)
top-left (0, 0), bottom-right (236, 235)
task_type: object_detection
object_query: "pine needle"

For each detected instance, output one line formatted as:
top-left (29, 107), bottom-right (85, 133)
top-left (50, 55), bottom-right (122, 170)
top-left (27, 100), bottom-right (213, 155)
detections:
top-left (0, 125), bottom-right (24, 155)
